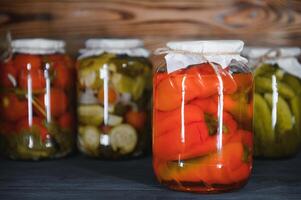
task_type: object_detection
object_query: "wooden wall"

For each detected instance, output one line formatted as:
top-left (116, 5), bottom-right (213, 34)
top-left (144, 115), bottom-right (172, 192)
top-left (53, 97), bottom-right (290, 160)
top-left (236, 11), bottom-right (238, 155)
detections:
top-left (0, 0), bottom-right (301, 56)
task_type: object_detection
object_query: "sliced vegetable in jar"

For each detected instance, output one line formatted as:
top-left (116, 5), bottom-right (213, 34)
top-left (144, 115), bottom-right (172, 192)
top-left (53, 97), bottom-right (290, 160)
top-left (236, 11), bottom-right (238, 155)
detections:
top-left (109, 124), bottom-right (137, 155)
top-left (112, 73), bottom-right (135, 94)
top-left (78, 125), bottom-right (101, 154)
top-left (107, 114), bottom-right (123, 126)
top-left (78, 104), bottom-right (104, 126)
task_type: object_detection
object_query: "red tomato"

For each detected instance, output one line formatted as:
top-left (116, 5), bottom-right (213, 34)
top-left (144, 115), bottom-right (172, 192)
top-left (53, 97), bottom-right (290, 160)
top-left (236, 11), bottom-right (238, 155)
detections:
top-left (14, 54), bottom-right (42, 71)
top-left (53, 66), bottom-right (72, 89)
top-left (125, 111), bottom-right (146, 130)
top-left (37, 88), bottom-right (68, 117)
top-left (0, 94), bottom-right (28, 122)
top-left (0, 60), bottom-right (17, 88)
top-left (17, 117), bottom-right (48, 140)
top-left (18, 69), bottom-right (45, 91)
top-left (0, 123), bottom-right (16, 135)
top-left (45, 55), bottom-right (72, 89)
top-left (58, 112), bottom-right (73, 129)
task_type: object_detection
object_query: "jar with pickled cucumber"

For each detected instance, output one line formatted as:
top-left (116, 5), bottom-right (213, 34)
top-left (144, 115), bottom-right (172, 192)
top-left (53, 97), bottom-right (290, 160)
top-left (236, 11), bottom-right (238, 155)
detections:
top-left (0, 39), bottom-right (76, 160)
top-left (153, 40), bottom-right (253, 193)
top-left (76, 39), bottom-right (152, 159)
top-left (243, 47), bottom-right (301, 158)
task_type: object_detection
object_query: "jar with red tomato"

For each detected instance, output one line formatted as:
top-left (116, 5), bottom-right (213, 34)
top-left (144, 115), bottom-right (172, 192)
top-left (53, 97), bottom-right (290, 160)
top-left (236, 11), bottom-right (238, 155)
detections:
top-left (153, 40), bottom-right (253, 193)
top-left (0, 39), bottom-right (75, 160)
top-left (76, 39), bottom-right (152, 159)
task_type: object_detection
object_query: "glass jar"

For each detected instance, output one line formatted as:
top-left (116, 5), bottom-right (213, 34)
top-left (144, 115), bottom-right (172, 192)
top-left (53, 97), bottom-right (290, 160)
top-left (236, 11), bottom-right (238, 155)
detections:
top-left (77, 39), bottom-right (152, 159)
top-left (243, 47), bottom-right (301, 158)
top-left (0, 39), bottom-right (75, 160)
top-left (153, 40), bottom-right (253, 193)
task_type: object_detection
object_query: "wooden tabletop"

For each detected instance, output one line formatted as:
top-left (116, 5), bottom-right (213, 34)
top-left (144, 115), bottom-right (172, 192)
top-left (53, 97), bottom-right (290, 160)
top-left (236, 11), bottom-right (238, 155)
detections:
top-left (0, 153), bottom-right (300, 200)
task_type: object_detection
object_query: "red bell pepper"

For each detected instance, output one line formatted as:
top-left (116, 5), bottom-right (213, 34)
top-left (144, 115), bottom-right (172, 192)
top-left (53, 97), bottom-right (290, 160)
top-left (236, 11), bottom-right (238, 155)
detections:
top-left (155, 142), bottom-right (250, 184)
top-left (154, 63), bottom-right (237, 111)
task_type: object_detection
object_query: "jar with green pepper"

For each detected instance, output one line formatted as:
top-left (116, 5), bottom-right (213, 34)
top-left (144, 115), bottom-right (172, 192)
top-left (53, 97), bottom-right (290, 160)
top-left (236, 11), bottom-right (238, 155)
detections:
top-left (243, 47), bottom-right (301, 158)
top-left (76, 39), bottom-right (152, 159)
top-left (0, 39), bottom-right (76, 160)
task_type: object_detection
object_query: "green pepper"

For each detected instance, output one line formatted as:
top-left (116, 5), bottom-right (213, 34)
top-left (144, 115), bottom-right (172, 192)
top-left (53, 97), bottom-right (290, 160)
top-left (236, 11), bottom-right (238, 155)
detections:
top-left (254, 63), bottom-right (276, 77)
top-left (290, 96), bottom-right (301, 137)
top-left (282, 73), bottom-right (301, 94)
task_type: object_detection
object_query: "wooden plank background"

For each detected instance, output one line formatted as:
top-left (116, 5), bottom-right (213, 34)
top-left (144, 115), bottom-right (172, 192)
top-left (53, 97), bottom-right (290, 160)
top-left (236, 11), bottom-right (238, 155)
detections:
top-left (0, 0), bottom-right (300, 57)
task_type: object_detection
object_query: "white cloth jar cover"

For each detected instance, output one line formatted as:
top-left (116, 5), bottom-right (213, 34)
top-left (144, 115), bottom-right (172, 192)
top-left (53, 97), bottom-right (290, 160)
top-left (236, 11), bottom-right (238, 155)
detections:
top-left (78, 38), bottom-right (150, 59)
top-left (157, 40), bottom-right (247, 74)
top-left (243, 47), bottom-right (301, 79)
top-left (12, 39), bottom-right (65, 54)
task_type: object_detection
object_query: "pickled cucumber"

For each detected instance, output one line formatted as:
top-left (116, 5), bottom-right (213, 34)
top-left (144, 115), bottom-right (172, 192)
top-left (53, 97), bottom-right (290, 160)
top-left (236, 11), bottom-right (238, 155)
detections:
top-left (78, 105), bottom-right (104, 126)
top-left (264, 93), bottom-right (293, 135)
top-left (255, 77), bottom-right (295, 99)
top-left (132, 76), bottom-right (146, 100)
top-left (275, 69), bottom-right (285, 80)
top-left (254, 63), bottom-right (276, 77)
top-left (254, 94), bottom-right (274, 142)
top-left (290, 96), bottom-right (301, 136)
top-left (282, 74), bottom-right (301, 94)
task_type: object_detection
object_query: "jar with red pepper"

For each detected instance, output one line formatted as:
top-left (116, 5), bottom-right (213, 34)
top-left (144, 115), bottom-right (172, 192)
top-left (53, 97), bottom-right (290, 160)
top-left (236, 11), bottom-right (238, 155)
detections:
top-left (0, 39), bottom-right (75, 160)
top-left (153, 40), bottom-right (253, 193)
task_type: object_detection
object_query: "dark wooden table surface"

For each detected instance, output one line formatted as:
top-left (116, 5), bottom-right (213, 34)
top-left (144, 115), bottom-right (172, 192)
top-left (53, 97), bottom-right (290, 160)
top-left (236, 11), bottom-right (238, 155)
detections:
top-left (0, 153), bottom-right (300, 200)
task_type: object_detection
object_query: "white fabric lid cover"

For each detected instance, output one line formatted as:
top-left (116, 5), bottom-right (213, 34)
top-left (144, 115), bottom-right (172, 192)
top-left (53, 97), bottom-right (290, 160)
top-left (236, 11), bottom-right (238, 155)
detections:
top-left (85, 38), bottom-right (144, 49)
top-left (242, 47), bottom-right (301, 58)
top-left (79, 38), bottom-right (149, 59)
top-left (243, 47), bottom-right (301, 79)
top-left (167, 40), bottom-right (245, 54)
top-left (12, 39), bottom-right (65, 54)
top-left (162, 40), bottom-right (247, 73)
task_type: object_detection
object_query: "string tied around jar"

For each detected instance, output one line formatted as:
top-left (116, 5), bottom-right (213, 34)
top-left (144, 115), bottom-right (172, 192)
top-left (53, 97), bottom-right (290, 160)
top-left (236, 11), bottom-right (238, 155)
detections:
top-left (255, 48), bottom-right (295, 67)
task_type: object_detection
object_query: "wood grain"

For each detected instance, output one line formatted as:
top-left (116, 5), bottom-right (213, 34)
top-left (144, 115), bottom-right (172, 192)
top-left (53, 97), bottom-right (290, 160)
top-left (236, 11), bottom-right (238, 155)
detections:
top-left (0, 0), bottom-right (300, 56)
